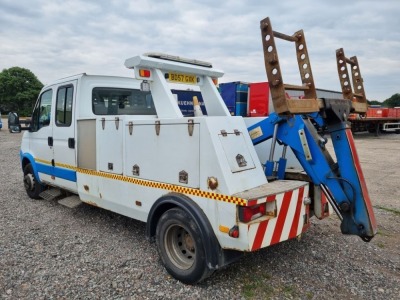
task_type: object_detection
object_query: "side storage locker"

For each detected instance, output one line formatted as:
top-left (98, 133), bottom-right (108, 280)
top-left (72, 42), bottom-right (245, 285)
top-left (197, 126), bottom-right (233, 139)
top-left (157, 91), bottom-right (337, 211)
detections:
top-left (124, 120), bottom-right (200, 188)
top-left (97, 117), bottom-right (123, 174)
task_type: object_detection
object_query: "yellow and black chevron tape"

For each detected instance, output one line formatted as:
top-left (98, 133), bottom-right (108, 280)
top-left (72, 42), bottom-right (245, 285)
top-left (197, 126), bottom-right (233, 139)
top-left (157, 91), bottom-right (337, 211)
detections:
top-left (34, 159), bottom-right (247, 206)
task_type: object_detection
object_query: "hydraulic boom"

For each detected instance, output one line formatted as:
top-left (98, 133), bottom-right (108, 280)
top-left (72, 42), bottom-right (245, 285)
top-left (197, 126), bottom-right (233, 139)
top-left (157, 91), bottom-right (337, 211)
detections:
top-left (248, 17), bottom-right (377, 241)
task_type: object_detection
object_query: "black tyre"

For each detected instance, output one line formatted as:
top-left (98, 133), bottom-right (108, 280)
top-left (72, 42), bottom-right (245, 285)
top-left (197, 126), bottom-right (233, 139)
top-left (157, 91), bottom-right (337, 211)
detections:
top-left (23, 163), bottom-right (45, 199)
top-left (156, 208), bottom-right (212, 284)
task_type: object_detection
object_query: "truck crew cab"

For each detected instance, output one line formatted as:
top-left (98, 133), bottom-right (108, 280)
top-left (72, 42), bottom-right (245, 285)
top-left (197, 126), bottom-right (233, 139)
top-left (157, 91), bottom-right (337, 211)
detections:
top-left (17, 17), bottom-right (377, 284)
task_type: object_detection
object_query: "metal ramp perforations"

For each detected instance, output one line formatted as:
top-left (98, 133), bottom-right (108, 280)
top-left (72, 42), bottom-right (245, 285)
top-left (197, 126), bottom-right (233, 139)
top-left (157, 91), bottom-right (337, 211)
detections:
top-left (39, 188), bottom-right (62, 201)
top-left (336, 48), bottom-right (368, 114)
top-left (260, 17), bottom-right (320, 115)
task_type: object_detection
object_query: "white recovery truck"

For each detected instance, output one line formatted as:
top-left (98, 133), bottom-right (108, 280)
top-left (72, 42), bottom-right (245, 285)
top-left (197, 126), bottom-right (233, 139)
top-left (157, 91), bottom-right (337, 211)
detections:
top-left (16, 18), bottom-right (377, 284)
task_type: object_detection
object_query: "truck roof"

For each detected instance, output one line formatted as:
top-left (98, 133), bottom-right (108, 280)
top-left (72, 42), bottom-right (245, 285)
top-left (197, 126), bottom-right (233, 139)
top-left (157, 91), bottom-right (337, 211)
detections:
top-left (41, 74), bottom-right (141, 91)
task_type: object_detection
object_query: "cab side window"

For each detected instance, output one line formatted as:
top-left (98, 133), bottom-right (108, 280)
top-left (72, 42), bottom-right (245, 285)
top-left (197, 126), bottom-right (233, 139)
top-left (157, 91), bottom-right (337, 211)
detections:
top-left (56, 85), bottom-right (73, 126)
top-left (31, 89), bottom-right (53, 132)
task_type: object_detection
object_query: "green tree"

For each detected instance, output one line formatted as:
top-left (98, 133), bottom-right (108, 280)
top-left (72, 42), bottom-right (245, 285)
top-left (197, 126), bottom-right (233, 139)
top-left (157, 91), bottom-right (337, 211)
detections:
top-left (383, 93), bottom-right (400, 108)
top-left (367, 100), bottom-right (383, 106)
top-left (0, 67), bottom-right (43, 116)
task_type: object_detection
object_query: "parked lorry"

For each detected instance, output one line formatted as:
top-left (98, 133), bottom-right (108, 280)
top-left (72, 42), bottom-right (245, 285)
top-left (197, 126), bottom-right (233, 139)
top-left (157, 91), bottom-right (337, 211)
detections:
top-left (171, 89), bottom-right (206, 116)
top-left (13, 17), bottom-right (377, 284)
top-left (219, 81), bottom-right (249, 116)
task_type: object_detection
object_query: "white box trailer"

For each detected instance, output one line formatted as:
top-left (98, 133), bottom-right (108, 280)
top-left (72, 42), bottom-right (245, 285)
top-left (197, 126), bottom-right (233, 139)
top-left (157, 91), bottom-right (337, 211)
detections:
top-left (19, 53), bottom-right (315, 284)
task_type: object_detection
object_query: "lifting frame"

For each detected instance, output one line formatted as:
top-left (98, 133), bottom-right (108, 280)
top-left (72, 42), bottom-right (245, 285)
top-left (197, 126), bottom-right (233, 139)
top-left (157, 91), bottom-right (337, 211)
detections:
top-left (260, 17), bottom-right (320, 115)
top-left (250, 17), bottom-right (377, 241)
top-left (336, 48), bottom-right (368, 114)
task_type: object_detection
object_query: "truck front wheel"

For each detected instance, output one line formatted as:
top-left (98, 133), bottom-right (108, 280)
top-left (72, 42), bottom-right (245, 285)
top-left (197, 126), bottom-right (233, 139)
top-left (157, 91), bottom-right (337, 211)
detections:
top-left (23, 163), bottom-right (45, 199)
top-left (155, 207), bottom-right (212, 284)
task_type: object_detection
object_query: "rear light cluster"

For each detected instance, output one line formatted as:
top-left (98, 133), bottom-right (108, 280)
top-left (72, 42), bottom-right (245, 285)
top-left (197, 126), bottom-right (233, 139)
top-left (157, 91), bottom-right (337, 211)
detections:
top-left (239, 203), bottom-right (267, 223)
top-left (139, 69), bottom-right (151, 77)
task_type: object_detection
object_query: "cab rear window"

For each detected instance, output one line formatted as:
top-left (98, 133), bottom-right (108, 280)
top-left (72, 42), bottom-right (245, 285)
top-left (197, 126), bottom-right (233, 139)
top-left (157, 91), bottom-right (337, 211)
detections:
top-left (92, 88), bottom-right (156, 115)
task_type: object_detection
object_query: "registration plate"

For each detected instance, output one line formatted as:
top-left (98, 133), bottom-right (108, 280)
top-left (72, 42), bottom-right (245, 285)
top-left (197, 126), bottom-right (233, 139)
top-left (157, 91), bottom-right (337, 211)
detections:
top-left (168, 72), bottom-right (197, 85)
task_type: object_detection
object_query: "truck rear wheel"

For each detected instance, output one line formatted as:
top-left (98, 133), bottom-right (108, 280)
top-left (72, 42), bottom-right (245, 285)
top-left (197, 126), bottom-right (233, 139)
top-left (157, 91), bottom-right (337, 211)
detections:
top-left (23, 163), bottom-right (45, 199)
top-left (155, 207), bottom-right (212, 284)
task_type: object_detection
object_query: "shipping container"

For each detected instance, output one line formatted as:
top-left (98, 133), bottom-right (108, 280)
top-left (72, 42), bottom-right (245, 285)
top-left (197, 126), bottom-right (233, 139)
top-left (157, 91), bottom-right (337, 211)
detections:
top-left (219, 82), bottom-right (249, 116)
top-left (247, 82), bottom-right (270, 117)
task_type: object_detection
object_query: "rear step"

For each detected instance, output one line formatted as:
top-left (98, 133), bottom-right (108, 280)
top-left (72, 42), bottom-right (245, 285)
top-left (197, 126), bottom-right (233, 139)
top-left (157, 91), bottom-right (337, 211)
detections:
top-left (39, 188), bottom-right (82, 208)
top-left (39, 188), bottom-right (63, 201)
top-left (58, 195), bottom-right (83, 208)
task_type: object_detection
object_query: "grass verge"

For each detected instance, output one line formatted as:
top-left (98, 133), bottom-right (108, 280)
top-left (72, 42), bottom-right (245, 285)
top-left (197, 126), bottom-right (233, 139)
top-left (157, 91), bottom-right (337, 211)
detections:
top-left (375, 205), bottom-right (400, 216)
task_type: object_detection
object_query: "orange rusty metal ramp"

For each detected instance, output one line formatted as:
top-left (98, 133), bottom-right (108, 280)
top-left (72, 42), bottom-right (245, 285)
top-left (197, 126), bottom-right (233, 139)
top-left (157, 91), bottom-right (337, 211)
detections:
top-left (260, 17), bottom-right (320, 115)
top-left (336, 48), bottom-right (368, 114)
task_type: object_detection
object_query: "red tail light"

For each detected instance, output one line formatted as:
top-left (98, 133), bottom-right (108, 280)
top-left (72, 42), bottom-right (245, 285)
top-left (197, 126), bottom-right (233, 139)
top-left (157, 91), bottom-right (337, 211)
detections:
top-left (229, 226), bottom-right (239, 238)
top-left (239, 203), bottom-right (266, 223)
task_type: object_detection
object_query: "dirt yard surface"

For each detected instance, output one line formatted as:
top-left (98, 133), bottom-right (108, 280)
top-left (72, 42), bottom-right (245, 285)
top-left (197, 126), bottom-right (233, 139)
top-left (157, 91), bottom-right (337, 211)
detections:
top-left (1, 120), bottom-right (399, 299)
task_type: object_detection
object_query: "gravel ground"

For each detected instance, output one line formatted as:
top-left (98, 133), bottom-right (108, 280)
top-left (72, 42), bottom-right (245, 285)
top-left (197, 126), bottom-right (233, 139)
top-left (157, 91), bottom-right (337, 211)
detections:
top-left (1, 120), bottom-right (399, 299)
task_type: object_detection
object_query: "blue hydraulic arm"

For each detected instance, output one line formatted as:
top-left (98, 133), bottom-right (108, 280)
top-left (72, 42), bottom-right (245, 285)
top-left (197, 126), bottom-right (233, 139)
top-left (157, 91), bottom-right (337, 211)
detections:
top-left (253, 16), bottom-right (377, 241)
top-left (248, 103), bottom-right (377, 241)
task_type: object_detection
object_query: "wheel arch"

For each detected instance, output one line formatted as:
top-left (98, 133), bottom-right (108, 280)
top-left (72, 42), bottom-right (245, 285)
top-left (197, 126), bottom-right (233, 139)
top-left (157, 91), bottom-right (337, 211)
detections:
top-left (20, 152), bottom-right (40, 181)
top-left (147, 192), bottom-right (222, 270)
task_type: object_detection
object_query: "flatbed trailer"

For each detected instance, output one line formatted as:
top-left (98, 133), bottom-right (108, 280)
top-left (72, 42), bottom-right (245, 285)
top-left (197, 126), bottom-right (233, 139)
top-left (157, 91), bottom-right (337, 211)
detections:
top-left (335, 49), bottom-right (400, 135)
top-left (349, 117), bottom-right (400, 134)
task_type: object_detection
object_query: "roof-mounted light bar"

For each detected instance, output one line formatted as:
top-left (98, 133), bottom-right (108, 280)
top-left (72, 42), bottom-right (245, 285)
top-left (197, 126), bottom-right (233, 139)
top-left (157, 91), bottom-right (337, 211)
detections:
top-left (125, 54), bottom-right (224, 78)
top-left (144, 52), bottom-right (213, 68)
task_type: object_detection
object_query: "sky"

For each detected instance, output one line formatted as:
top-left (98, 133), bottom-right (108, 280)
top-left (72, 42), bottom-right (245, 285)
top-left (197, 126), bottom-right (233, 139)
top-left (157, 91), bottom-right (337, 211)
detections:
top-left (1, 0), bottom-right (399, 101)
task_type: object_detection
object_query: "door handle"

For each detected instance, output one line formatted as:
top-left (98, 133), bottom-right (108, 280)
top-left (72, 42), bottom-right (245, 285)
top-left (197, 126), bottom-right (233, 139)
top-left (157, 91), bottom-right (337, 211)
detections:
top-left (68, 138), bottom-right (75, 149)
top-left (48, 137), bottom-right (53, 147)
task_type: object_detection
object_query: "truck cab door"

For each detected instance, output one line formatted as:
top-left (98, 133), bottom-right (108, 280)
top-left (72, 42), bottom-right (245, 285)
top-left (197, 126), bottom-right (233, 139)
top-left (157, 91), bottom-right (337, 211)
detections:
top-left (28, 88), bottom-right (55, 182)
top-left (52, 81), bottom-right (78, 192)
